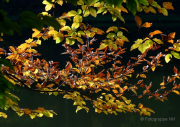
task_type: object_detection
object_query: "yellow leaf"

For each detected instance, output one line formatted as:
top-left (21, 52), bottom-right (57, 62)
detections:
top-left (125, 100), bottom-right (131, 104)
top-left (23, 70), bottom-right (31, 77)
top-left (71, 22), bottom-right (80, 29)
top-left (43, 111), bottom-right (53, 117)
top-left (152, 67), bottom-right (156, 72)
top-left (0, 112), bottom-right (7, 119)
top-left (140, 74), bottom-right (147, 78)
top-left (61, 26), bottom-right (71, 31)
top-left (32, 28), bottom-right (41, 38)
top-left (173, 90), bottom-right (179, 95)
top-left (90, 7), bottom-right (97, 17)
top-left (36, 39), bottom-right (41, 45)
top-left (29, 114), bottom-right (36, 119)
top-left (66, 10), bottom-right (77, 17)
top-left (135, 15), bottom-right (142, 27)
top-left (57, 19), bottom-right (66, 26)
top-left (76, 106), bottom-right (82, 113)
top-left (18, 43), bottom-right (31, 51)
top-left (76, 37), bottom-right (84, 44)
top-left (84, 9), bottom-right (90, 17)
top-left (73, 15), bottom-right (83, 23)
top-left (26, 49), bottom-right (37, 53)
top-left (56, 0), bottom-right (63, 6)
top-left (94, 2), bottom-right (101, 7)
top-left (99, 43), bottom-right (107, 50)
top-left (25, 38), bottom-right (33, 43)
top-left (77, 0), bottom-right (84, 5)
top-left (165, 54), bottom-right (172, 63)
top-left (153, 38), bottom-right (163, 44)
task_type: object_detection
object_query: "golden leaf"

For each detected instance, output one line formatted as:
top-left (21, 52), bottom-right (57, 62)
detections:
top-left (141, 22), bottom-right (152, 28)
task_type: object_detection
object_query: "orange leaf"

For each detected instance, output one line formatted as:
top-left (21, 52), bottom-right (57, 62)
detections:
top-left (107, 71), bottom-right (110, 78)
top-left (135, 15), bottom-right (142, 27)
top-left (168, 32), bottom-right (175, 40)
top-left (163, 2), bottom-right (174, 10)
top-left (23, 108), bottom-right (32, 115)
top-left (112, 89), bottom-right (118, 94)
top-left (140, 74), bottom-right (147, 78)
top-left (9, 46), bottom-right (16, 52)
top-left (38, 107), bottom-right (46, 112)
top-left (85, 67), bottom-right (91, 74)
top-left (141, 22), bottom-right (152, 28)
top-left (174, 66), bottom-right (178, 74)
top-left (138, 103), bottom-right (143, 109)
top-left (46, 83), bottom-right (55, 88)
top-left (149, 30), bottom-right (163, 37)
top-left (160, 82), bottom-right (164, 86)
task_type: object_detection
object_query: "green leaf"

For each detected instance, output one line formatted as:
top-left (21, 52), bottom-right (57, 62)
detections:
top-left (112, 14), bottom-right (117, 22)
top-left (56, 37), bottom-right (63, 44)
top-left (153, 38), bottom-right (163, 44)
top-left (138, 39), bottom-right (153, 53)
top-left (66, 0), bottom-right (78, 6)
top-left (99, 0), bottom-right (123, 7)
top-left (117, 31), bottom-right (123, 37)
top-left (19, 11), bottom-right (44, 31)
top-left (130, 39), bottom-right (143, 51)
top-left (106, 33), bottom-right (116, 38)
top-left (41, 16), bottom-right (60, 30)
top-left (0, 58), bottom-right (14, 70)
top-left (171, 51), bottom-right (180, 59)
top-left (161, 8), bottom-right (168, 16)
top-left (66, 38), bottom-right (75, 45)
top-left (84, 9), bottom-right (90, 17)
top-left (97, 7), bottom-right (106, 14)
top-left (137, 0), bottom-right (149, 6)
top-left (90, 7), bottom-right (97, 17)
top-left (126, 0), bottom-right (138, 15)
top-left (165, 54), bottom-right (172, 63)
top-left (77, 9), bottom-right (82, 15)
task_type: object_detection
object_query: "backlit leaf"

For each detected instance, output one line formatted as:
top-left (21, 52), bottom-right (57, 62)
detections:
top-left (90, 7), bottom-right (97, 17)
top-left (165, 54), bottom-right (172, 63)
top-left (161, 8), bottom-right (168, 16)
top-left (140, 74), bottom-right (147, 78)
top-left (163, 2), bottom-right (174, 10)
top-left (66, 10), bottom-right (77, 17)
top-left (141, 22), bottom-right (152, 28)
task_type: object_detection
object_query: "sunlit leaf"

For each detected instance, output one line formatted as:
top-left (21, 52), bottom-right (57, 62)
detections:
top-left (141, 22), bottom-right (152, 28)
top-left (165, 54), bottom-right (172, 63)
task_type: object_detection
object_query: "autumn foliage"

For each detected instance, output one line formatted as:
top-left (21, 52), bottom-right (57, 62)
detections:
top-left (0, 0), bottom-right (179, 119)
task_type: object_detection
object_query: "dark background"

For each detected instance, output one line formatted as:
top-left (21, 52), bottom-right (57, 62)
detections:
top-left (0, 0), bottom-right (180, 127)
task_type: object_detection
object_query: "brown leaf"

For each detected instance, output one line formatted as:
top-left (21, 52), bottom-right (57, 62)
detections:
top-left (135, 15), bottom-right (142, 27)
